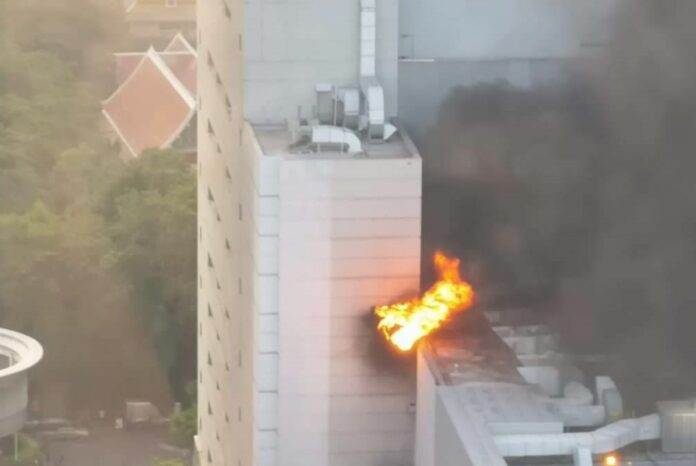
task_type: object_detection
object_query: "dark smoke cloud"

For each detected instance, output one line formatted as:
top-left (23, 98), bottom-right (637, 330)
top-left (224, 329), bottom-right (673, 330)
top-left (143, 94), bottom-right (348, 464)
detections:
top-left (429, 0), bottom-right (696, 409)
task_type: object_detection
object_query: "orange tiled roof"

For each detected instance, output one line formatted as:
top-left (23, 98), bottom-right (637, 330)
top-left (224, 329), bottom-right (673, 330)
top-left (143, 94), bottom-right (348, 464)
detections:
top-left (163, 32), bottom-right (196, 54)
top-left (160, 53), bottom-right (196, 96)
top-left (114, 54), bottom-right (144, 86)
top-left (114, 50), bottom-right (195, 93)
top-left (103, 46), bottom-right (195, 157)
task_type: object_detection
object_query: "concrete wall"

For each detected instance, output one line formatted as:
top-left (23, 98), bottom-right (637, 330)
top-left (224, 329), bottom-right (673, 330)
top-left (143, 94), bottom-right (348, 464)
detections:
top-left (434, 390), bottom-right (508, 466)
top-left (243, 0), bottom-right (399, 124)
top-left (415, 350), bottom-right (436, 466)
top-left (399, 0), bottom-right (620, 60)
top-left (245, 127), bottom-right (423, 465)
top-left (196, 0), bottom-right (250, 464)
top-left (241, 124), bottom-right (281, 466)
top-left (276, 155), bottom-right (421, 466)
top-left (434, 395), bottom-right (476, 466)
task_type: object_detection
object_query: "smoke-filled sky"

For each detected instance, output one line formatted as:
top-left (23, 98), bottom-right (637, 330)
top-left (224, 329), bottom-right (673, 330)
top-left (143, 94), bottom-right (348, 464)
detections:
top-left (428, 0), bottom-right (696, 409)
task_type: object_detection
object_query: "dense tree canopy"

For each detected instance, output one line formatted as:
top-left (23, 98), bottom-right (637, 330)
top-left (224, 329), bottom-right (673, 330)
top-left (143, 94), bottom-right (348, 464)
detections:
top-left (100, 150), bottom-right (197, 396)
top-left (0, 0), bottom-right (196, 415)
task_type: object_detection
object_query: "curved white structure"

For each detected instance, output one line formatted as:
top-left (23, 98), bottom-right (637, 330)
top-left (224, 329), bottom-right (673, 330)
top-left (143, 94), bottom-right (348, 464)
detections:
top-left (311, 125), bottom-right (363, 154)
top-left (0, 328), bottom-right (43, 438)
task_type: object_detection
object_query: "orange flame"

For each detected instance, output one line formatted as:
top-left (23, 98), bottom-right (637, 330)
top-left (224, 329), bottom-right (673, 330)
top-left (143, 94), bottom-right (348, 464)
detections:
top-left (374, 252), bottom-right (474, 352)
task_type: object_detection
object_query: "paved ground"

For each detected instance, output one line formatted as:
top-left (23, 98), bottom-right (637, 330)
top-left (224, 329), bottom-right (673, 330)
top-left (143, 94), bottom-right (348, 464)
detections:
top-left (41, 426), bottom-right (189, 466)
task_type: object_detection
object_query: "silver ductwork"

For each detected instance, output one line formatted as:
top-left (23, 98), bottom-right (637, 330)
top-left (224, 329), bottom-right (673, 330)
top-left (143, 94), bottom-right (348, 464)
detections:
top-left (311, 125), bottom-right (362, 154)
top-left (359, 0), bottom-right (386, 140)
top-left (360, 0), bottom-right (377, 77)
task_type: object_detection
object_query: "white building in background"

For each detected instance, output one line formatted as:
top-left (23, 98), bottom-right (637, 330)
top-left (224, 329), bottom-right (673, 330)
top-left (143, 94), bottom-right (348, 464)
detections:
top-left (197, 1), bottom-right (421, 465)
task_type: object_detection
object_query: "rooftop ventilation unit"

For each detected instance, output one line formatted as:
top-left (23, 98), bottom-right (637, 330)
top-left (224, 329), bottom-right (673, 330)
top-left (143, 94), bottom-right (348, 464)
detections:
top-left (657, 400), bottom-right (696, 453)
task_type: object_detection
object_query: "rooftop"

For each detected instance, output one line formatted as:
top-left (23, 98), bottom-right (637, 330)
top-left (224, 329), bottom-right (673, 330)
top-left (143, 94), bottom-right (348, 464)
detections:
top-left (251, 123), bottom-right (421, 161)
top-left (103, 34), bottom-right (197, 157)
top-left (423, 309), bottom-right (525, 386)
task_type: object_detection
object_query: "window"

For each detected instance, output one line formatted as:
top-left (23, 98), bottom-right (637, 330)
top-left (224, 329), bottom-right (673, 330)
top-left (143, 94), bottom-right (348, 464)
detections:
top-left (225, 95), bottom-right (232, 116)
top-left (165, 0), bottom-right (177, 7)
top-left (223, 1), bottom-right (231, 18)
top-left (208, 352), bottom-right (212, 366)
top-left (208, 402), bottom-right (212, 415)
top-left (208, 304), bottom-right (213, 317)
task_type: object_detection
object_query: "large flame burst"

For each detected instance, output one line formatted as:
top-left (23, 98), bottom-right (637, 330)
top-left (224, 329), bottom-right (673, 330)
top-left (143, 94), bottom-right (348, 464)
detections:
top-left (374, 252), bottom-right (474, 352)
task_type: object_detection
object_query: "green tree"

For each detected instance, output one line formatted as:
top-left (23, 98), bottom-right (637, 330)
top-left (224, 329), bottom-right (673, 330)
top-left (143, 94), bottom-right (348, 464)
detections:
top-left (152, 459), bottom-right (187, 466)
top-left (0, 0), bottom-right (180, 415)
top-left (100, 150), bottom-right (197, 397)
top-left (0, 433), bottom-right (40, 466)
top-left (170, 381), bottom-right (197, 448)
top-left (0, 203), bottom-right (172, 414)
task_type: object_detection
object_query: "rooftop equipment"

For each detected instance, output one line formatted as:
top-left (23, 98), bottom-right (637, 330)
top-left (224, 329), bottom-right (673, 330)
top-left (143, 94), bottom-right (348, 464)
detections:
top-left (657, 400), bottom-right (696, 453)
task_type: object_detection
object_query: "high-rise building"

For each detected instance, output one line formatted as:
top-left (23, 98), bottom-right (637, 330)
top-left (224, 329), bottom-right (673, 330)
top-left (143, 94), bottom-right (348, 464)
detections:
top-left (197, 1), bottom-right (421, 465)
top-left (196, 1), bottom-right (627, 465)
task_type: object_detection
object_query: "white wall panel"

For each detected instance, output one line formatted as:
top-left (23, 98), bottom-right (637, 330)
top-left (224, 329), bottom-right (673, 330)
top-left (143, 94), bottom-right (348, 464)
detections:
top-left (279, 199), bottom-right (421, 221)
top-left (280, 218), bottom-right (421, 239)
top-left (281, 256), bottom-right (420, 279)
top-left (256, 392), bottom-right (278, 430)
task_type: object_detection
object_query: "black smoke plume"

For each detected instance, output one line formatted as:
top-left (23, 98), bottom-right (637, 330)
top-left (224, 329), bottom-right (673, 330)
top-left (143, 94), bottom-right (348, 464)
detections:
top-left (428, 0), bottom-right (696, 410)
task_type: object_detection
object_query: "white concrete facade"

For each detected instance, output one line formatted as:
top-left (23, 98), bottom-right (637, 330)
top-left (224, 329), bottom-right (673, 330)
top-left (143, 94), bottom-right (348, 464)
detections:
top-left (398, 0), bottom-right (621, 60)
top-left (197, 0), bottom-right (418, 464)
top-left (244, 0), bottom-right (399, 124)
top-left (242, 125), bottom-right (422, 466)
